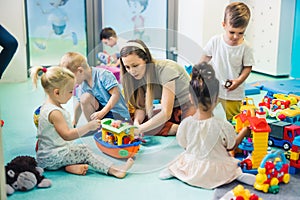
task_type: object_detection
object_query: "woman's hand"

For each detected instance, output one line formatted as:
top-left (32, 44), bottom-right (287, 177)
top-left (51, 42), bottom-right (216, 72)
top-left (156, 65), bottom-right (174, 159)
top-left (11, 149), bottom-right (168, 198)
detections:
top-left (133, 125), bottom-right (144, 139)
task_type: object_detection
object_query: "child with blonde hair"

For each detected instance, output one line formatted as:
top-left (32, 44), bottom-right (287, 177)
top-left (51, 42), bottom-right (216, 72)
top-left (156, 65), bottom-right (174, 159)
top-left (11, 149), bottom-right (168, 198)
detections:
top-left (59, 52), bottom-right (130, 128)
top-left (31, 66), bottom-right (133, 178)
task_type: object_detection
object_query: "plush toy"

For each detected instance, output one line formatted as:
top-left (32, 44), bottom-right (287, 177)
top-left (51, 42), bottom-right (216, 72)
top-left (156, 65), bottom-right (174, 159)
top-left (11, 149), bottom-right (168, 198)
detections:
top-left (5, 155), bottom-right (52, 195)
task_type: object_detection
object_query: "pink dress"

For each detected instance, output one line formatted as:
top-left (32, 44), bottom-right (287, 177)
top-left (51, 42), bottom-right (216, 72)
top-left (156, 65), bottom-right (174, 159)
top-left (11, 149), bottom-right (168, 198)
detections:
top-left (167, 116), bottom-right (243, 189)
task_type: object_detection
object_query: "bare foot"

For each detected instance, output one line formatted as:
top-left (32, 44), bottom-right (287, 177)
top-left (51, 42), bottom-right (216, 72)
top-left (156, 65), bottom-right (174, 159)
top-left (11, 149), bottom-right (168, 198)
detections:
top-left (65, 164), bottom-right (89, 175)
top-left (108, 158), bottom-right (134, 178)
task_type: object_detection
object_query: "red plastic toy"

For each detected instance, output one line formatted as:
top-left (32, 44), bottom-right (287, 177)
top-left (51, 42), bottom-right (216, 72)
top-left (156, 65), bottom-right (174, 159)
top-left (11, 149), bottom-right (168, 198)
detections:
top-left (288, 135), bottom-right (300, 174)
top-left (254, 150), bottom-right (290, 194)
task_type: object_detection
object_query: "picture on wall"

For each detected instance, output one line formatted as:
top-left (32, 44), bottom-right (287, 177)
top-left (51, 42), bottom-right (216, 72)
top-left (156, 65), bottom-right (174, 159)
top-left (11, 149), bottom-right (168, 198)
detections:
top-left (102, 0), bottom-right (167, 59)
top-left (25, 0), bottom-right (87, 66)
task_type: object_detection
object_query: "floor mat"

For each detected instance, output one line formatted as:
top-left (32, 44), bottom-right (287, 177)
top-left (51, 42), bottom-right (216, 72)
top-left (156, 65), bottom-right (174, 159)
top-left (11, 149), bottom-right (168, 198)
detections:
top-left (248, 79), bottom-right (300, 96)
top-left (213, 173), bottom-right (300, 200)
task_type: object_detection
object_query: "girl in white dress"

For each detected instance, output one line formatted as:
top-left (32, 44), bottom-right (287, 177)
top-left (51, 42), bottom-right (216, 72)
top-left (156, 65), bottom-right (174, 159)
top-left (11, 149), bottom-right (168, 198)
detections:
top-left (159, 62), bottom-right (256, 189)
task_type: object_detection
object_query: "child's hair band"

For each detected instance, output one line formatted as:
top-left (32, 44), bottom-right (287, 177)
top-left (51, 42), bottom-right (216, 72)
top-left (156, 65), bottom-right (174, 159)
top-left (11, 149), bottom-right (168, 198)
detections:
top-left (123, 42), bottom-right (146, 53)
top-left (42, 67), bottom-right (47, 73)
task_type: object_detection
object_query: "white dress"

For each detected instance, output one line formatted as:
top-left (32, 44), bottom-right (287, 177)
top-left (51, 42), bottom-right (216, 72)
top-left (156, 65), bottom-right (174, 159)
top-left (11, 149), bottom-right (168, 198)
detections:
top-left (167, 116), bottom-right (243, 189)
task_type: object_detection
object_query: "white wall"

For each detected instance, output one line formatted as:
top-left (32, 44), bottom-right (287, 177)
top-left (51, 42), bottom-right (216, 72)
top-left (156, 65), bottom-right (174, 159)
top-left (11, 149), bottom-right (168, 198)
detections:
top-left (177, 0), bottom-right (229, 66)
top-left (242, 0), bottom-right (296, 76)
top-left (0, 0), bottom-right (27, 83)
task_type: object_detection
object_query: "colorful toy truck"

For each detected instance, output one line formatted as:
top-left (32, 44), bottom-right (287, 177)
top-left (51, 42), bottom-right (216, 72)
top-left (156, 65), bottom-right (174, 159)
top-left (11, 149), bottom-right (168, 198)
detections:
top-left (259, 93), bottom-right (299, 119)
top-left (94, 118), bottom-right (141, 159)
top-left (254, 150), bottom-right (290, 194)
top-left (240, 97), bottom-right (258, 116)
top-left (259, 97), bottom-right (291, 119)
top-left (268, 121), bottom-right (300, 150)
top-left (273, 93), bottom-right (298, 106)
top-left (277, 105), bottom-right (300, 123)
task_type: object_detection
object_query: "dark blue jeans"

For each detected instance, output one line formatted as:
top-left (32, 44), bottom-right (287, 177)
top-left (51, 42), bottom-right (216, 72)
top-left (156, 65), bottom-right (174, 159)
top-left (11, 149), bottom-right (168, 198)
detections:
top-left (0, 25), bottom-right (18, 79)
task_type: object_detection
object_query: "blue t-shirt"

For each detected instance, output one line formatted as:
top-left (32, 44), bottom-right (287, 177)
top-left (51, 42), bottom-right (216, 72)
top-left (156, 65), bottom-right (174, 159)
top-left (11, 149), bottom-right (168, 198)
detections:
top-left (77, 67), bottom-right (130, 120)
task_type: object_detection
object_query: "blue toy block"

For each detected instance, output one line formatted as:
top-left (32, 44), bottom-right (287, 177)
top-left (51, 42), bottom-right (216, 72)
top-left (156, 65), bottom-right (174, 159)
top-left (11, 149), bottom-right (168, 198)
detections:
top-left (185, 65), bottom-right (192, 76)
top-left (245, 83), bottom-right (261, 95)
top-left (289, 166), bottom-right (300, 174)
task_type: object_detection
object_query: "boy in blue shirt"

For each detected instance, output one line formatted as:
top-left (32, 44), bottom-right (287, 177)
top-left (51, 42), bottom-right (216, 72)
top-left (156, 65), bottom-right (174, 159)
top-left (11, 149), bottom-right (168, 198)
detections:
top-left (60, 52), bottom-right (130, 127)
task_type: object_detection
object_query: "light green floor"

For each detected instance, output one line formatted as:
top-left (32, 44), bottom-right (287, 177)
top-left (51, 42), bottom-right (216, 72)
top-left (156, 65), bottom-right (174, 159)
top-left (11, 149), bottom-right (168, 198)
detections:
top-left (0, 72), bottom-right (288, 200)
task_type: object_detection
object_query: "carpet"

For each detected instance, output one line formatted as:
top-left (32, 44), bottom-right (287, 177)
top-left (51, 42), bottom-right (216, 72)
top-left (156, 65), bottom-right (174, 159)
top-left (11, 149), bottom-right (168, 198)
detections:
top-left (213, 173), bottom-right (300, 200)
top-left (249, 79), bottom-right (300, 96)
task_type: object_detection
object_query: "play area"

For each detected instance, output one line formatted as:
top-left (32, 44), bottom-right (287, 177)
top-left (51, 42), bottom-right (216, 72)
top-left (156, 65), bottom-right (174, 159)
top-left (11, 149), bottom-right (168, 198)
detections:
top-left (1, 0), bottom-right (300, 200)
top-left (1, 72), bottom-right (300, 200)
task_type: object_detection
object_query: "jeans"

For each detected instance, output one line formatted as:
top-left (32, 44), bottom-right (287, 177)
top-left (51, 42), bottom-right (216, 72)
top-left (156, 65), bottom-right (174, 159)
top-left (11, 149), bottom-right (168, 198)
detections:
top-left (0, 25), bottom-right (18, 79)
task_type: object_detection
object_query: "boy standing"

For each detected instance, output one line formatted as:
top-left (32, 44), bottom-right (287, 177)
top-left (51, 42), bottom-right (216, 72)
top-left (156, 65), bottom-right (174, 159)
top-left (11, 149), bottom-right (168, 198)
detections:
top-left (199, 2), bottom-right (254, 121)
top-left (60, 52), bottom-right (130, 127)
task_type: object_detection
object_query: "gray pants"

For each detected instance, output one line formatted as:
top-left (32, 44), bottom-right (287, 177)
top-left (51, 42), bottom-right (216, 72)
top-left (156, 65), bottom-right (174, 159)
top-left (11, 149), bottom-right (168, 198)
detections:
top-left (46, 144), bottom-right (113, 174)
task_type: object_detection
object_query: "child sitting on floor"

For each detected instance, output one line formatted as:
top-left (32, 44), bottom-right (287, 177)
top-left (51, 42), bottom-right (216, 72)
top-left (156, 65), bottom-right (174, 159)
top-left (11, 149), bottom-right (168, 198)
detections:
top-left (59, 52), bottom-right (130, 128)
top-left (159, 62), bottom-right (256, 189)
top-left (31, 66), bottom-right (133, 178)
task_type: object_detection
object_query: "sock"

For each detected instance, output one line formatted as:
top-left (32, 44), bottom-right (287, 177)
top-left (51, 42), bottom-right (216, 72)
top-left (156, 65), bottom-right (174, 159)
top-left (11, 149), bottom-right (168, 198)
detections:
top-left (236, 173), bottom-right (256, 185)
top-left (158, 168), bottom-right (174, 180)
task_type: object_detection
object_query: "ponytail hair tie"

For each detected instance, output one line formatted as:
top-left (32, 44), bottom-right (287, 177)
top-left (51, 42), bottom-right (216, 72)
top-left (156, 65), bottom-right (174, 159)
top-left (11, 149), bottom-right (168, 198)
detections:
top-left (42, 67), bottom-right (47, 73)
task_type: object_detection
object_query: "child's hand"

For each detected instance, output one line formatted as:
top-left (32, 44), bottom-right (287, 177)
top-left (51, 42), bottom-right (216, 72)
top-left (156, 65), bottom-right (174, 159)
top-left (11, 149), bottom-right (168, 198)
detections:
top-left (90, 111), bottom-right (105, 121)
top-left (72, 119), bottom-right (77, 128)
top-left (226, 79), bottom-right (240, 91)
top-left (241, 126), bottom-right (251, 138)
top-left (245, 126), bottom-right (252, 137)
top-left (88, 119), bottom-right (101, 131)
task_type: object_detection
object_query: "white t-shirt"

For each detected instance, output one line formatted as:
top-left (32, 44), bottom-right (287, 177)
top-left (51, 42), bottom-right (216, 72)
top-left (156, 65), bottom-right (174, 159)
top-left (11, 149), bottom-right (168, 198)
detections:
top-left (203, 34), bottom-right (255, 100)
top-left (103, 37), bottom-right (127, 58)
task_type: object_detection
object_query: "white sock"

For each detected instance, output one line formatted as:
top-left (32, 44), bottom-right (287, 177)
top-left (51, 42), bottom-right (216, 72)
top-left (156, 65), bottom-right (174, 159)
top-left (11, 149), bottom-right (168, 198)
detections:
top-left (236, 173), bottom-right (256, 185)
top-left (158, 168), bottom-right (174, 180)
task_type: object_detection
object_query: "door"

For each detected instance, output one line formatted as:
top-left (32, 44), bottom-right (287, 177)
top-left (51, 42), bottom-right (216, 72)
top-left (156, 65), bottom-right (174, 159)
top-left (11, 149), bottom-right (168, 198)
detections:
top-left (99, 0), bottom-right (177, 61)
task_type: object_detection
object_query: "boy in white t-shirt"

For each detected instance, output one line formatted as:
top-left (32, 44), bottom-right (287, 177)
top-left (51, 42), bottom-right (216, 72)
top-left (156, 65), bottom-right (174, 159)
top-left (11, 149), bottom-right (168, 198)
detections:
top-left (199, 2), bottom-right (254, 121)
